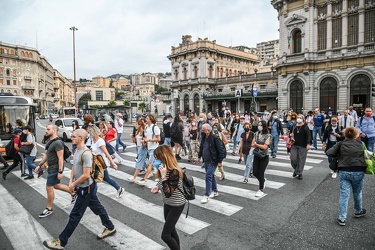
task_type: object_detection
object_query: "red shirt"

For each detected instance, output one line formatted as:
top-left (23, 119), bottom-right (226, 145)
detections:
top-left (14, 137), bottom-right (21, 154)
top-left (105, 128), bottom-right (117, 142)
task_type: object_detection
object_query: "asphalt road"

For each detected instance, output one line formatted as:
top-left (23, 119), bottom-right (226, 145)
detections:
top-left (0, 119), bottom-right (374, 250)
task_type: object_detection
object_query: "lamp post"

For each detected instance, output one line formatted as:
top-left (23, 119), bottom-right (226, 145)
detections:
top-left (70, 26), bottom-right (78, 112)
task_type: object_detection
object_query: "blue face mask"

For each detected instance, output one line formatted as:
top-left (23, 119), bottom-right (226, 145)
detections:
top-left (153, 159), bottom-right (162, 169)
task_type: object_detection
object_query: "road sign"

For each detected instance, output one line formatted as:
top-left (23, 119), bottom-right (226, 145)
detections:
top-left (253, 89), bottom-right (258, 97)
top-left (155, 97), bottom-right (160, 105)
top-left (235, 90), bottom-right (242, 97)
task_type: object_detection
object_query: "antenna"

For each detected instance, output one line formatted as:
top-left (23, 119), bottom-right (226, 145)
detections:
top-left (36, 29), bottom-right (38, 49)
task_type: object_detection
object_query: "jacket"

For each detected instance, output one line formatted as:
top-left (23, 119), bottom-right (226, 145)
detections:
top-left (339, 115), bottom-right (355, 128)
top-left (326, 138), bottom-right (366, 168)
top-left (267, 119), bottom-right (284, 136)
top-left (322, 125), bottom-right (344, 143)
top-left (198, 133), bottom-right (226, 164)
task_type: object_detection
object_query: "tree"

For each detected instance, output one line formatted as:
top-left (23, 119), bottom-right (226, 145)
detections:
top-left (123, 100), bottom-right (130, 106)
top-left (138, 102), bottom-right (147, 112)
top-left (78, 93), bottom-right (91, 108)
top-left (107, 100), bottom-right (117, 106)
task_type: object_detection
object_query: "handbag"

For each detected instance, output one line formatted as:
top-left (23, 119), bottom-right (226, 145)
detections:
top-left (19, 144), bottom-right (34, 154)
top-left (105, 142), bottom-right (115, 155)
top-left (253, 147), bottom-right (267, 158)
top-left (329, 157), bottom-right (339, 171)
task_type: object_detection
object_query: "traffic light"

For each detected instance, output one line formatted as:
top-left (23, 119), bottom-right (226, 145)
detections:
top-left (372, 84), bottom-right (375, 97)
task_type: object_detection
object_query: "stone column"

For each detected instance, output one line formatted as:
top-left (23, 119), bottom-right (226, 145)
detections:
top-left (358, 0), bottom-right (365, 46)
top-left (342, 0), bottom-right (348, 47)
top-left (327, 2), bottom-right (333, 50)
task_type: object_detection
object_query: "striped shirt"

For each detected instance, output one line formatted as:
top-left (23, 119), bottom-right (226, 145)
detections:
top-left (157, 169), bottom-right (186, 207)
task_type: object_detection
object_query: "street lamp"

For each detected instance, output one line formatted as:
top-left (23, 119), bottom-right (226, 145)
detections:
top-left (70, 26), bottom-right (78, 112)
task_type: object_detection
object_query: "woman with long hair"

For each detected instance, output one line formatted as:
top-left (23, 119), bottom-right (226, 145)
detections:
top-left (71, 120), bottom-right (80, 155)
top-left (87, 125), bottom-right (125, 198)
top-left (98, 121), bottom-right (108, 139)
top-left (237, 122), bottom-right (254, 183)
top-left (151, 145), bottom-right (185, 250)
top-left (252, 120), bottom-right (271, 197)
top-left (212, 122), bottom-right (228, 180)
top-left (104, 121), bottom-right (126, 165)
top-left (326, 127), bottom-right (367, 226)
top-left (128, 119), bottom-right (148, 182)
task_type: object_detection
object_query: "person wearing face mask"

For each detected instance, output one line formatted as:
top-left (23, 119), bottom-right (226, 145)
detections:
top-left (237, 123), bottom-right (254, 183)
top-left (230, 113), bottom-right (240, 142)
top-left (22, 125), bottom-right (38, 180)
top-left (197, 113), bottom-right (208, 143)
top-left (356, 107), bottom-right (375, 152)
top-left (286, 112), bottom-right (297, 155)
top-left (189, 121), bottom-right (199, 163)
top-left (289, 115), bottom-right (311, 180)
top-left (212, 123), bottom-right (228, 181)
top-left (232, 116), bottom-right (245, 164)
top-left (322, 116), bottom-right (344, 179)
top-left (267, 112), bottom-right (284, 158)
top-left (305, 111), bottom-right (314, 145)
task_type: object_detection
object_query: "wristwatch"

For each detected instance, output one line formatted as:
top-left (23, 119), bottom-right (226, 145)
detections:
top-left (58, 170), bottom-right (63, 174)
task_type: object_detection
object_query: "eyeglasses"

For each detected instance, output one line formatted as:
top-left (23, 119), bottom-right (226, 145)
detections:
top-left (71, 135), bottom-right (81, 139)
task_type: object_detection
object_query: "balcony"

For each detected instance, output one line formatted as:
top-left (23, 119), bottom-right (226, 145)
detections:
top-left (22, 84), bottom-right (35, 90)
top-left (53, 85), bottom-right (59, 90)
top-left (24, 76), bottom-right (32, 80)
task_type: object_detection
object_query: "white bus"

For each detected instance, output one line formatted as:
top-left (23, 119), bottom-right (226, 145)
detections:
top-left (60, 107), bottom-right (77, 118)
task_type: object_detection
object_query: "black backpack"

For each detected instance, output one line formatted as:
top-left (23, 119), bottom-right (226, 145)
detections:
top-left (48, 137), bottom-right (71, 162)
top-left (170, 123), bottom-right (178, 138)
top-left (178, 169), bottom-right (196, 218)
top-left (152, 125), bottom-right (165, 145)
top-left (5, 137), bottom-right (15, 157)
top-left (163, 122), bottom-right (171, 137)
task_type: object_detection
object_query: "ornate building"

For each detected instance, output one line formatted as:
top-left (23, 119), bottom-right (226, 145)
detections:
top-left (168, 35), bottom-right (278, 115)
top-left (53, 70), bottom-right (73, 109)
top-left (271, 0), bottom-right (375, 114)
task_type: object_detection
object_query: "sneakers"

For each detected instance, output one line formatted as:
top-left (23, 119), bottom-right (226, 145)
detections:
top-left (43, 239), bottom-right (64, 249)
top-left (2, 172), bottom-right (7, 180)
top-left (209, 192), bottom-right (219, 198)
top-left (272, 155), bottom-right (276, 158)
top-left (21, 173), bottom-right (28, 177)
top-left (298, 174), bottom-right (303, 180)
top-left (97, 227), bottom-right (116, 239)
top-left (238, 159), bottom-right (242, 164)
top-left (255, 190), bottom-right (264, 197)
top-left (117, 187), bottom-right (125, 198)
top-left (39, 208), bottom-right (53, 218)
top-left (139, 170), bottom-right (146, 176)
top-left (38, 170), bottom-right (44, 178)
top-left (336, 218), bottom-right (346, 226)
top-left (242, 179), bottom-right (248, 184)
top-left (292, 172), bottom-right (298, 178)
top-left (354, 209), bottom-right (367, 218)
top-left (122, 146), bottom-right (127, 152)
top-left (71, 194), bottom-right (78, 204)
top-left (137, 179), bottom-right (146, 186)
top-left (24, 175), bottom-right (34, 180)
top-left (201, 196), bottom-right (210, 204)
top-left (231, 152), bottom-right (236, 156)
top-left (332, 172), bottom-right (337, 179)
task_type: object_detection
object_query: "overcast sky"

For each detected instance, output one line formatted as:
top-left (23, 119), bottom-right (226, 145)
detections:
top-left (1, 0), bottom-right (279, 79)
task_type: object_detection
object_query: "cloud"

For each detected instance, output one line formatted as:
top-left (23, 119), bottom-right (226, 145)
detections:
top-left (0, 0), bottom-right (279, 79)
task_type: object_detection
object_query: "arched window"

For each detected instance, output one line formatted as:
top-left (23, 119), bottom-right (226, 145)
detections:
top-left (194, 66), bottom-right (198, 79)
top-left (183, 68), bottom-right (187, 80)
top-left (184, 94), bottom-right (189, 113)
top-left (220, 68), bottom-right (223, 77)
top-left (350, 74), bottom-right (371, 111)
top-left (174, 69), bottom-right (179, 80)
top-left (293, 29), bottom-right (302, 54)
top-left (320, 77), bottom-right (338, 113)
top-left (289, 80), bottom-right (304, 113)
top-left (194, 94), bottom-right (200, 115)
top-left (229, 69), bottom-right (232, 76)
top-left (21, 51), bottom-right (25, 57)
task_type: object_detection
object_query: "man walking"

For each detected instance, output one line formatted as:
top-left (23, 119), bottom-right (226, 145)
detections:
top-left (312, 108), bottom-right (325, 150)
top-left (340, 110), bottom-right (355, 129)
top-left (198, 124), bottom-right (226, 204)
top-left (35, 125), bottom-right (75, 218)
top-left (2, 128), bottom-right (23, 180)
top-left (356, 107), bottom-right (375, 152)
top-left (43, 129), bottom-right (116, 249)
top-left (115, 113), bottom-right (126, 152)
top-left (267, 111), bottom-right (284, 158)
top-left (348, 106), bottom-right (358, 125)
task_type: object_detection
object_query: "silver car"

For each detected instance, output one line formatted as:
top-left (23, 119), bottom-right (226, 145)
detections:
top-left (55, 118), bottom-right (84, 141)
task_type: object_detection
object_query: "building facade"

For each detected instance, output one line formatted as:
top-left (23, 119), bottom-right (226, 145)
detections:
top-left (92, 76), bottom-right (111, 88)
top-left (0, 42), bottom-right (56, 115)
top-left (271, 0), bottom-right (375, 115)
top-left (256, 39), bottom-right (280, 62)
top-left (53, 70), bottom-right (73, 109)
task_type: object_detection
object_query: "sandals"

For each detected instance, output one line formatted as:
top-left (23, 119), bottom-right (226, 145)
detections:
top-left (249, 173), bottom-right (254, 178)
top-left (219, 174), bottom-right (225, 181)
top-left (242, 179), bottom-right (248, 184)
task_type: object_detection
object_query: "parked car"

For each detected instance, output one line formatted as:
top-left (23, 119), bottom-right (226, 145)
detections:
top-left (55, 118), bottom-right (84, 141)
top-left (39, 114), bottom-right (47, 119)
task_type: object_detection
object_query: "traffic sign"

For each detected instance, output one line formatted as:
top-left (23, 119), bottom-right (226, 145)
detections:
top-left (253, 89), bottom-right (258, 97)
top-left (235, 90), bottom-right (242, 97)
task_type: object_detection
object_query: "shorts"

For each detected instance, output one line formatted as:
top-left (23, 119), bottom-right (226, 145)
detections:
top-left (46, 171), bottom-right (60, 186)
top-left (146, 149), bottom-right (156, 168)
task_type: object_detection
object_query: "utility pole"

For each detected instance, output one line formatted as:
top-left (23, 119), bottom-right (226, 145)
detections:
top-left (70, 26), bottom-right (78, 112)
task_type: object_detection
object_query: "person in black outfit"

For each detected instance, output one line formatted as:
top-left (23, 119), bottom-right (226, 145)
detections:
top-left (171, 116), bottom-right (184, 160)
top-left (163, 115), bottom-right (173, 146)
top-left (0, 154), bottom-right (10, 170)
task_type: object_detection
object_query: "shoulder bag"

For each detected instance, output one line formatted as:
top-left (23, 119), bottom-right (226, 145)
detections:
top-left (329, 142), bottom-right (342, 171)
top-left (253, 133), bottom-right (268, 158)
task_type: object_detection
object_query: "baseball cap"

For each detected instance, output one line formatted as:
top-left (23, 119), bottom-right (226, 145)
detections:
top-left (14, 128), bottom-right (23, 134)
top-left (240, 116), bottom-right (245, 119)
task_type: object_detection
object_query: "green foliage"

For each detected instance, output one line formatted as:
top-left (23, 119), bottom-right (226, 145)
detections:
top-left (123, 100), bottom-right (131, 106)
top-left (138, 102), bottom-right (147, 112)
top-left (107, 100), bottom-right (117, 107)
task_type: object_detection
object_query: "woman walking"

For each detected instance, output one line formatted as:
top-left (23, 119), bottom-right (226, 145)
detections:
top-left (87, 125), bottom-right (125, 198)
top-left (23, 125), bottom-right (38, 180)
top-left (71, 120), bottom-right (80, 155)
top-left (326, 127), bottom-right (367, 226)
top-left (289, 114), bottom-right (311, 180)
top-left (237, 122), bottom-right (254, 183)
top-left (252, 120), bottom-right (271, 197)
top-left (151, 145), bottom-right (185, 250)
top-left (188, 121), bottom-right (199, 163)
top-left (212, 123), bottom-right (228, 180)
top-left (128, 119), bottom-right (148, 182)
top-left (104, 121), bottom-right (126, 165)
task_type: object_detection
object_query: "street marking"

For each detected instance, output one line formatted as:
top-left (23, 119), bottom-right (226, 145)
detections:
top-left (62, 170), bottom-right (210, 235)
top-left (0, 184), bottom-right (53, 250)
top-left (13, 173), bottom-right (165, 250)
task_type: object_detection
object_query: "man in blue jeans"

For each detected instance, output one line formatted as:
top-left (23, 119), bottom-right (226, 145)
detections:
top-left (197, 124), bottom-right (226, 204)
top-left (114, 113), bottom-right (127, 152)
top-left (312, 108), bottom-right (325, 150)
top-left (356, 107), bottom-right (375, 152)
top-left (43, 129), bottom-right (116, 249)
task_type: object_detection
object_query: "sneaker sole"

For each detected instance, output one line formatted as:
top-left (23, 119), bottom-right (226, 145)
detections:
top-left (354, 213), bottom-right (366, 218)
top-left (39, 212), bottom-right (53, 218)
top-left (337, 220), bottom-right (346, 226)
top-left (97, 229), bottom-right (117, 239)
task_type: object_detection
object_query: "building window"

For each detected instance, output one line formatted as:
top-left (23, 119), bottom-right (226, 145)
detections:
top-left (194, 66), bottom-right (198, 79)
top-left (292, 29), bottom-right (302, 53)
top-left (96, 90), bottom-right (103, 101)
top-left (318, 22), bottom-right (327, 50)
top-left (350, 74), bottom-right (371, 109)
top-left (0, 79), bottom-right (3, 84)
top-left (7, 80), bottom-right (10, 85)
top-left (332, 18), bottom-right (342, 48)
top-left (12, 69), bottom-right (16, 76)
top-left (13, 80), bottom-right (16, 85)
top-left (208, 66), bottom-right (213, 78)
top-left (364, 6), bottom-right (375, 43)
top-left (6, 69), bottom-right (10, 76)
top-left (194, 93), bottom-right (199, 115)
top-left (289, 80), bottom-right (304, 113)
top-left (184, 94), bottom-right (189, 113)
top-left (174, 69), bottom-right (178, 80)
top-left (348, 14), bottom-right (359, 46)
top-left (320, 77), bottom-right (338, 113)
top-left (183, 68), bottom-right (187, 80)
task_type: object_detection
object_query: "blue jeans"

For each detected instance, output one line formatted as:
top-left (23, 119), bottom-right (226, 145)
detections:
top-left (164, 137), bottom-right (171, 146)
top-left (270, 134), bottom-right (279, 156)
top-left (243, 154), bottom-right (253, 178)
top-left (365, 136), bottom-right (375, 152)
top-left (26, 155), bottom-right (37, 177)
top-left (232, 136), bottom-right (239, 151)
top-left (338, 171), bottom-right (364, 221)
top-left (135, 146), bottom-right (148, 170)
top-left (103, 169), bottom-right (120, 191)
top-left (115, 133), bottom-right (126, 152)
top-left (312, 126), bottom-right (322, 149)
top-left (204, 162), bottom-right (218, 196)
top-left (59, 182), bottom-right (114, 246)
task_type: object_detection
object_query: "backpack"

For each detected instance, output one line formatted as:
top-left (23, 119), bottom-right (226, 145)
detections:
top-left (5, 137), bottom-right (15, 157)
top-left (81, 149), bottom-right (107, 182)
top-left (170, 123), bottom-right (178, 138)
top-left (152, 125), bottom-right (165, 145)
top-left (177, 169), bottom-right (196, 218)
top-left (48, 137), bottom-right (71, 162)
top-left (359, 116), bottom-right (375, 128)
top-left (216, 132), bottom-right (227, 158)
top-left (163, 122), bottom-right (171, 137)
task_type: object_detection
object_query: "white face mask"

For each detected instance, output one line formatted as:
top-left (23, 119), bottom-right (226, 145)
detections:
top-left (296, 118), bottom-right (303, 123)
top-left (273, 116), bottom-right (278, 119)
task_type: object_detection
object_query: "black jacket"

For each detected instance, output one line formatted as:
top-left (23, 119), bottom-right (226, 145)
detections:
top-left (198, 133), bottom-right (226, 164)
top-left (322, 125), bottom-right (344, 144)
top-left (326, 139), bottom-right (366, 169)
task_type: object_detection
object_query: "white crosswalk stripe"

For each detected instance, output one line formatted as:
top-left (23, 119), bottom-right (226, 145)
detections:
top-left (0, 139), bottom-right (327, 249)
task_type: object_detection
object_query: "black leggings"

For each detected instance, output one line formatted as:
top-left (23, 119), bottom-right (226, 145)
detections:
top-left (162, 203), bottom-right (185, 250)
top-left (253, 155), bottom-right (269, 190)
top-left (5, 153), bottom-right (22, 174)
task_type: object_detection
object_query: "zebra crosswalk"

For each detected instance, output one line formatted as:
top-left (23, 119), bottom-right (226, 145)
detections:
top-left (0, 140), bottom-right (327, 249)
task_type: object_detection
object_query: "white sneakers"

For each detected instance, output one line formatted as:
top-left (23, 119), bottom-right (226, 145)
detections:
top-left (201, 192), bottom-right (219, 203)
top-left (201, 196), bottom-right (209, 204)
top-left (209, 192), bottom-right (219, 198)
top-left (332, 172), bottom-right (337, 179)
top-left (255, 190), bottom-right (264, 197)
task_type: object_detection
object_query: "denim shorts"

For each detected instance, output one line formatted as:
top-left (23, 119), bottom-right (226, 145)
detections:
top-left (146, 149), bottom-right (156, 168)
top-left (46, 171), bottom-right (60, 186)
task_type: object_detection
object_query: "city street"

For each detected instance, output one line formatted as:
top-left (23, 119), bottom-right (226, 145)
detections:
top-left (0, 119), bottom-right (374, 249)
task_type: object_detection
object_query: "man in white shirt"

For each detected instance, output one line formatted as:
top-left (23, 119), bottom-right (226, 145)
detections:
top-left (114, 113), bottom-right (127, 152)
top-left (348, 106), bottom-right (358, 125)
top-left (137, 114), bottom-right (160, 186)
top-left (340, 110), bottom-right (355, 129)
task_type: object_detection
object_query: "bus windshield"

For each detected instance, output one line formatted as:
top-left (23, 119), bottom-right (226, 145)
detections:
top-left (61, 108), bottom-right (77, 118)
